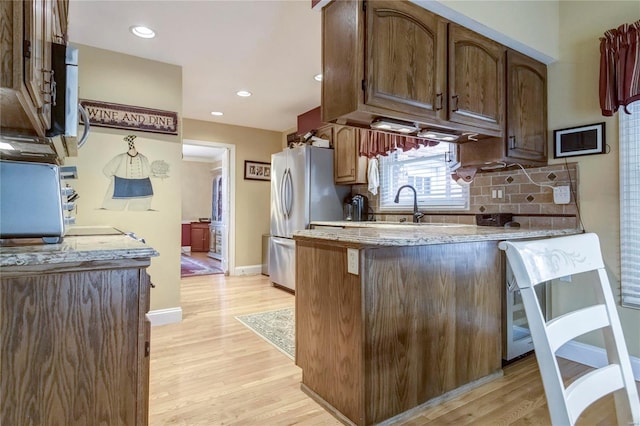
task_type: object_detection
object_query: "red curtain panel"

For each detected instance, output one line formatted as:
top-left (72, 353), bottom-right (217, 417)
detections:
top-left (599, 20), bottom-right (640, 116)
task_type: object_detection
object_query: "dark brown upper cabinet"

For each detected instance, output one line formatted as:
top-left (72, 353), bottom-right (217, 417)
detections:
top-left (364, 1), bottom-right (447, 122)
top-left (448, 24), bottom-right (505, 135)
top-left (506, 49), bottom-right (547, 162)
top-left (322, 0), bottom-right (506, 139)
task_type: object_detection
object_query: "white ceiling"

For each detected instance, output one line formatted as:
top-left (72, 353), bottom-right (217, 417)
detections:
top-left (68, 0), bottom-right (322, 133)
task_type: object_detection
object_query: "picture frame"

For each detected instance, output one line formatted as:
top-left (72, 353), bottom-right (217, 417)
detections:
top-left (244, 160), bottom-right (271, 181)
top-left (553, 122), bottom-right (606, 158)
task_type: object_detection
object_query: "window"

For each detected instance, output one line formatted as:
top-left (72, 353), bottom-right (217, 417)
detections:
top-left (379, 143), bottom-right (468, 210)
top-left (620, 101), bottom-right (640, 309)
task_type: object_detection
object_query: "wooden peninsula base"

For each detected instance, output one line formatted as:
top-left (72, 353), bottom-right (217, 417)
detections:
top-left (295, 238), bottom-right (504, 425)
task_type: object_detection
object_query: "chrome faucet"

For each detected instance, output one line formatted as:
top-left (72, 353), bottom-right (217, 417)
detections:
top-left (394, 185), bottom-right (424, 223)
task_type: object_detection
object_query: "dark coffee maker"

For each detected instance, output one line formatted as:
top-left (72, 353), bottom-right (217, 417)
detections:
top-left (350, 194), bottom-right (368, 221)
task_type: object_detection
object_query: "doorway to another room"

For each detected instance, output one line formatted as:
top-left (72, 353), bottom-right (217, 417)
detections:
top-left (180, 140), bottom-right (236, 277)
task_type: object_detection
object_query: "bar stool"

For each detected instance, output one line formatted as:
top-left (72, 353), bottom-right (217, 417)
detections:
top-left (499, 233), bottom-right (639, 425)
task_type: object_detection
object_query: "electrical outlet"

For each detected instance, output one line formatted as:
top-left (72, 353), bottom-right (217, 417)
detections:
top-left (347, 248), bottom-right (359, 275)
top-left (553, 186), bottom-right (571, 204)
top-left (491, 187), bottom-right (505, 201)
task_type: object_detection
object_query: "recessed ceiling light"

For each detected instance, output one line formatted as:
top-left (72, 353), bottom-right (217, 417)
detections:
top-left (314, 74), bottom-right (323, 82)
top-left (236, 90), bottom-right (252, 97)
top-left (130, 25), bottom-right (156, 39)
top-left (210, 111), bottom-right (223, 116)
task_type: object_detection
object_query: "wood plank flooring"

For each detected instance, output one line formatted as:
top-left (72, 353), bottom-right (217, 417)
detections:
top-left (149, 273), bottom-right (637, 425)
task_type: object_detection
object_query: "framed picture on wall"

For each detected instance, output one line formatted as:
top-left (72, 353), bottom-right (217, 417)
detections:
top-left (553, 122), bottom-right (606, 158)
top-left (244, 160), bottom-right (271, 181)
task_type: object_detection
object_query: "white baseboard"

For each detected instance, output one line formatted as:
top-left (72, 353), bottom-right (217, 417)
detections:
top-left (147, 307), bottom-right (182, 326)
top-left (232, 264), bottom-right (262, 276)
top-left (181, 246), bottom-right (191, 254)
top-left (556, 340), bottom-right (640, 381)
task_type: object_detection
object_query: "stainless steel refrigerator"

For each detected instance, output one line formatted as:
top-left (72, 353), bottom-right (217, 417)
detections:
top-left (269, 145), bottom-right (349, 291)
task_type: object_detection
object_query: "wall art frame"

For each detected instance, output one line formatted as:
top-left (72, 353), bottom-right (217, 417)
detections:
top-left (244, 160), bottom-right (271, 181)
top-left (553, 122), bottom-right (606, 158)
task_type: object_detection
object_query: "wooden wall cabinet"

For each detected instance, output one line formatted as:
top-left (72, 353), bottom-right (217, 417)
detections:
top-left (448, 24), bottom-right (505, 135)
top-left (322, 0), bottom-right (504, 138)
top-left (1, 258), bottom-right (152, 425)
top-left (190, 222), bottom-right (210, 253)
top-left (0, 0), bottom-right (67, 136)
top-left (333, 124), bottom-right (367, 184)
top-left (505, 49), bottom-right (547, 163)
top-left (459, 49), bottom-right (547, 167)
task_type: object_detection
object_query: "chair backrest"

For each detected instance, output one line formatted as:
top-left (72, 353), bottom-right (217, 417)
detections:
top-left (499, 233), bottom-right (639, 426)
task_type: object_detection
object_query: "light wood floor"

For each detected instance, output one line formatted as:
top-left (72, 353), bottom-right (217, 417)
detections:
top-left (149, 274), bottom-right (636, 425)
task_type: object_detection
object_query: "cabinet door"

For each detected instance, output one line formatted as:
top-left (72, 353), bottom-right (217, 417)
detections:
top-left (365, 1), bottom-right (447, 120)
top-left (24, 0), bottom-right (52, 131)
top-left (190, 225), bottom-right (209, 252)
top-left (334, 125), bottom-right (366, 184)
top-left (506, 50), bottom-right (547, 162)
top-left (1, 268), bottom-right (142, 425)
top-left (448, 24), bottom-right (504, 134)
top-left (137, 271), bottom-right (152, 426)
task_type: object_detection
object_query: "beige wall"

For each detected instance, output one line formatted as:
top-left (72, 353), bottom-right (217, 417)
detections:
top-left (181, 160), bottom-right (216, 222)
top-left (183, 119), bottom-right (283, 267)
top-left (420, 0), bottom-right (560, 61)
top-left (67, 45), bottom-right (182, 312)
top-left (545, 1), bottom-right (639, 357)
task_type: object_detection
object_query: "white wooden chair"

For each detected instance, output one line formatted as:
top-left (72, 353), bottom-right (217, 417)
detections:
top-left (499, 233), bottom-right (639, 426)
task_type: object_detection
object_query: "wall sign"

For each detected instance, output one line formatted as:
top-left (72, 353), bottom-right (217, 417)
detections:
top-left (80, 99), bottom-right (178, 135)
top-left (553, 122), bottom-right (606, 158)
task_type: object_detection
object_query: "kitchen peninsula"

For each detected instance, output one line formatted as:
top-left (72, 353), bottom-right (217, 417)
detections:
top-left (293, 224), bottom-right (580, 425)
top-left (0, 228), bottom-right (158, 425)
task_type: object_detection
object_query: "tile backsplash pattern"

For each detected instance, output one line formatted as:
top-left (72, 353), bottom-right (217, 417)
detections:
top-left (352, 163), bottom-right (579, 229)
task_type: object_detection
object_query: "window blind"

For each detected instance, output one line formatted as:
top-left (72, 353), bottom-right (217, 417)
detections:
top-left (379, 143), bottom-right (468, 210)
top-left (620, 101), bottom-right (640, 309)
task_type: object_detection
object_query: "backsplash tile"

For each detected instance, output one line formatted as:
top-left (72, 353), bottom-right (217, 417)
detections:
top-left (352, 162), bottom-right (579, 229)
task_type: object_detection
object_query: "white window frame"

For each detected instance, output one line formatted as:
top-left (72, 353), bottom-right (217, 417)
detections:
top-left (379, 143), bottom-right (469, 211)
top-left (619, 101), bottom-right (640, 309)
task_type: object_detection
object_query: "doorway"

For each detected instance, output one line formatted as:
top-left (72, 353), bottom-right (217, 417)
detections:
top-left (181, 139), bottom-right (236, 275)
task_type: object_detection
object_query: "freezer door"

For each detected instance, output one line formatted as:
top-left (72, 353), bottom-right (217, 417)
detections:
top-left (286, 146), bottom-right (309, 235)
top-left (270, 151), bottom-right (288, 238)
top-left (268, 236), bottom-right (295, 291)
top-left (308, 146), bottom-right (350, 222)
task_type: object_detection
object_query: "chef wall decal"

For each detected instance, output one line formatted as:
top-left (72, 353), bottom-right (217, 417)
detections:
top-left (101, 135), bottom-right (170, 211)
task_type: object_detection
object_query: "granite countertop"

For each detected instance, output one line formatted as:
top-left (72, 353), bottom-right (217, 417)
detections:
top-left (297, 222), bottom-right (583, 247)
top-left (0, 226), bottom-right (159, 267)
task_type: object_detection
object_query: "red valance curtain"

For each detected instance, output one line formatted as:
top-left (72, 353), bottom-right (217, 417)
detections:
top-left (599, 20), bottom-right (640, 116)
top-left (358, 129), bottom-right (439, 158)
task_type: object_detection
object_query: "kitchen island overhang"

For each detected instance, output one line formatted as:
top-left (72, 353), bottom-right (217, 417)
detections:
top-left (293, 224), bottom-right (581, 426)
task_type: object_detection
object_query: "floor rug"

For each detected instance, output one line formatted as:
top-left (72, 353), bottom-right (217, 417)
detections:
top-left (180, 255), bottom-right (222, 277)
top-left (235, 307), bottom-right (294, 360)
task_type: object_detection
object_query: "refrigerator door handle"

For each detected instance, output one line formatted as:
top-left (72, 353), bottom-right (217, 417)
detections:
top-left (280, 168), bottom-right (288, 219)
top-left (285, 168), bottom-right (293, 217)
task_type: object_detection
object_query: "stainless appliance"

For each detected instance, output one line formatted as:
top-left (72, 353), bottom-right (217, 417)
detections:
top-left (0, 160), bottom-right (76, 243)
top-left (350, 194), bottom-right (368, 221)
top-left (269, 146), bottom-right (349, 291)
top-left (504, 261), bottom-right (548, 361)
top-left (47, 43), bottom-right (90, 149)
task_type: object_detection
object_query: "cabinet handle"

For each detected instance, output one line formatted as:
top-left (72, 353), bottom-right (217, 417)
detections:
top-left (509, 136), bottom-right (516, 150)
top-left (145, 341), bottom-right (150, 357)
top-left (451, 95), bottom-right (459, 112)
top-left (436, 93), bottom-right (443, 111)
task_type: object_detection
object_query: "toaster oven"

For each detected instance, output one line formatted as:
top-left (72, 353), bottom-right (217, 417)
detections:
top-left (0, 160), bottom-right (74, 243)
